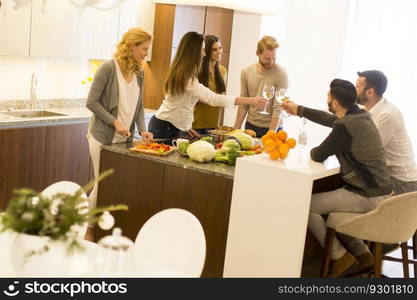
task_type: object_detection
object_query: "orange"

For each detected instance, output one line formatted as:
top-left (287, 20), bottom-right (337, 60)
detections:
top-left (278, 143), bottom-right (289, 158)
top-left (264, 139), bottom-right (275, 153)
top-left (286, 138), bottom-right (296, 149)
top-left (269, 150), bottom-right (280, 160)
top-left (276, 130), bottom-right (288, 142)
top-left (266, 130), bottom-right (276, 140)
top-left (280, 151), bottom-right (288, 159)
top-left (261, 135), bottom-right (270, 144)
top-left (275, 139), bottom-right (283, 147)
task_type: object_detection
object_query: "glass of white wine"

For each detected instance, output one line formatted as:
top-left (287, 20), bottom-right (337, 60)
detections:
top-left (276, 88), bottom-right (290, 118)
top-left (260, 85), bottom-right (275, 115)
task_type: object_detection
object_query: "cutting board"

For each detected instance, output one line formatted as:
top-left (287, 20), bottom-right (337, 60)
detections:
top-left (129, 143), bottom-right (176, 157)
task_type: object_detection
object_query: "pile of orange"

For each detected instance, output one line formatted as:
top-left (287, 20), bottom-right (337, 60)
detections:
top-left (261, 130), bottom-right (296, 160)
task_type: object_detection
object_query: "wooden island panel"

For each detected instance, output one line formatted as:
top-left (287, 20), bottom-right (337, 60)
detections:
top-left (161, 164), bottom-right (234, 277)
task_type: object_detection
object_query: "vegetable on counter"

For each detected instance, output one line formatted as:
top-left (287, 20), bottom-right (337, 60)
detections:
top-left (228, 131), bottom-right (254, 150)
top-left (187, 140), bottom-right (216, 162)
top-left (214, 148), bottom-right (239, 166)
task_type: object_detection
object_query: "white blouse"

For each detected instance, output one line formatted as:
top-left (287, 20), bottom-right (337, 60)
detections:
top-left (112, 59), bottom-right (140, 143)
top-left (155, 78), bottom-right (236, 131)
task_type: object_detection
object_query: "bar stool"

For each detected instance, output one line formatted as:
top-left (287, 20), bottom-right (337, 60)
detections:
top-left (382, 231), bottom-right (417, 277)
top-left (320, 191), bottom-right (417, 277)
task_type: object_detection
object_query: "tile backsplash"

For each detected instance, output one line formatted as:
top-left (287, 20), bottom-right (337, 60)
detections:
top-left (0, 56), bottom-right (92, 102)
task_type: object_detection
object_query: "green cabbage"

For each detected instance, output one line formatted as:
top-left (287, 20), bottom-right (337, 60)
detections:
top-left (229, 132), bottom-right (254, 150)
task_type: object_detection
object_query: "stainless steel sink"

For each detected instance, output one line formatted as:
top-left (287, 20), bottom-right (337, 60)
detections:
top-left (3, 110), bottom-right (67, 118)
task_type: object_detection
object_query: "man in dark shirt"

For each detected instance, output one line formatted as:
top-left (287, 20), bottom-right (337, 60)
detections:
top-left (282, 79), bottom-right (393, 277)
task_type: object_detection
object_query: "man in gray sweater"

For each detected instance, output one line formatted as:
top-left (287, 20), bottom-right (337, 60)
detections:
top-left (282, 79), bottom-right (393, 277)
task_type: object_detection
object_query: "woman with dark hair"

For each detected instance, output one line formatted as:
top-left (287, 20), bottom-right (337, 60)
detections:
top-left (193, 35), bottom-right (227, 134)
top-left (149, 32), bottom-right (268, 139)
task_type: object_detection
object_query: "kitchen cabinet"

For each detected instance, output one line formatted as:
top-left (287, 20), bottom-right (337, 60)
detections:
top-left (118, 0), bottom-right (155, 61)
top-left (44, 123), bottom-right (91, 187)
top-left (30, 0), bottom-right (119, 59)
top-left (30, 0), bottom-right (81, 58)
top-left (77, 8), bottom-right (120, 59)
top-left (0, 1), bottom-right (31, 56)
top-left (0, 126), bottom-right (46, 211)
top-left (1, 0), bottom-right (155, 59)
top-left (0, 122), bottom-right (92, 210)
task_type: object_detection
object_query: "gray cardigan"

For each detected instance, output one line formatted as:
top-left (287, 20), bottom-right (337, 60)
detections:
top-left (86, 60), bottom-right (146, 145)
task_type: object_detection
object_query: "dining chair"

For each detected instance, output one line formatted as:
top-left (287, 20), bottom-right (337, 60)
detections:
top-left (41, 181), bottom-right (88, 238)
top-left (133, 208), bottom-right (206, 277)
top-left (320, 191), bottom-right (417, 278)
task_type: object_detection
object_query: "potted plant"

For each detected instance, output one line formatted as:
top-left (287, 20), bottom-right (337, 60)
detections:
top-left (0, 169), bottom-right (127, 277)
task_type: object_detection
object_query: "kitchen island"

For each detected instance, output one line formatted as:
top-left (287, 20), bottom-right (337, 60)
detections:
top-left (96, 142), bottom-right (342, 277)
top-left (96, 143), bottom-right (235, 277)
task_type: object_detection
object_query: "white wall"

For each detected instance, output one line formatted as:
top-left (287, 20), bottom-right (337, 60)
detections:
top-left (224, 11), bottom-right (262, 126)
top-left (261, 0), bottom-right (351, 144)
top-left (225, 0), bottom-right (352, 145)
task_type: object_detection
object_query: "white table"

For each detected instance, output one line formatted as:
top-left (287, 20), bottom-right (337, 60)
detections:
top-left (0, 237), bottom-right (188, 278)
top-left (223, 150), bottom-right (340, 277)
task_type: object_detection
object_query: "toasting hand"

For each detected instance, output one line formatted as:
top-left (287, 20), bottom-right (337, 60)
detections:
top-left (281, 100), bottom-right (298, 116)
top-left (251, 96), bottom-right (270, 110)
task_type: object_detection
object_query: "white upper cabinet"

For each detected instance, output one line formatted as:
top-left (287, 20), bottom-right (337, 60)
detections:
top-left (1, 0), bottom-right (155, 59)
top-left (118, 0), bottom-right (155, 61)
top-left (30, 0), bottom-right (81, 58)
top-left (0, 1), bottom-right (31, 56)
top-left (77, 8), bottom-right (120, 59)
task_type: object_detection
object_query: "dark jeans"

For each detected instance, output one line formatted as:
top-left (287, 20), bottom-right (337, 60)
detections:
top-left (148, 115), bottom-right (182, 139)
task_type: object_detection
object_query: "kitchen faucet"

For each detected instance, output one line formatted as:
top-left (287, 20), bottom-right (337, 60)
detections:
top-left (30, 73), bottom-right (38, 110)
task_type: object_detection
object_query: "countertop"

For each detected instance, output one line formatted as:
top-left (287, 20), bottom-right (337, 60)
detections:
top-left (101, 142), bottom-right (235, 179)
top-left (0, 107), bottom-right (156, 129)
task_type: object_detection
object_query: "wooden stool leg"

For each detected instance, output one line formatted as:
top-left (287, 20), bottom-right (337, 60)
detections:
top-left (373, 243), bottom-right (383, 278)
top-left (401, 242), bottom-right (410, 278)
top-left (320, 227), bottom-right (335, 277)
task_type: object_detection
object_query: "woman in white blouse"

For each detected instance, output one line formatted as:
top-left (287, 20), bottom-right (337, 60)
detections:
top-left (86, 28), bottom-right (153, 239)
top-left (149, 31), bottom-right (268, 139)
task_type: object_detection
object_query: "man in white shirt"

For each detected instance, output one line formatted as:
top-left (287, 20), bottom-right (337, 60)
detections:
top-left (355, 70), bottom-right (417, 261)
top-left (356, 70), bottom-right (417, 193)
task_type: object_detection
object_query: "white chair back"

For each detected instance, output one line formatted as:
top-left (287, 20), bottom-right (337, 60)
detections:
top-left (42, 181), bottom-right (86, 198)
top-left (41, 181), bottom-right (88, 239)
top-left (133, 208), bottom-right (206, 277)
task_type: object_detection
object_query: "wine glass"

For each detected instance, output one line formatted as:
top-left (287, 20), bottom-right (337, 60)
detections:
top-left (260, 85), bottom-right (275, 115)
top-left (276, 88), bottom-right (290, 118)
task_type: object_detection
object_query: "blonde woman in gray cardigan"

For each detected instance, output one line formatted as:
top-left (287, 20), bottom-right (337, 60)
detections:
top-left (86, 28), bottom-right (153, 229)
